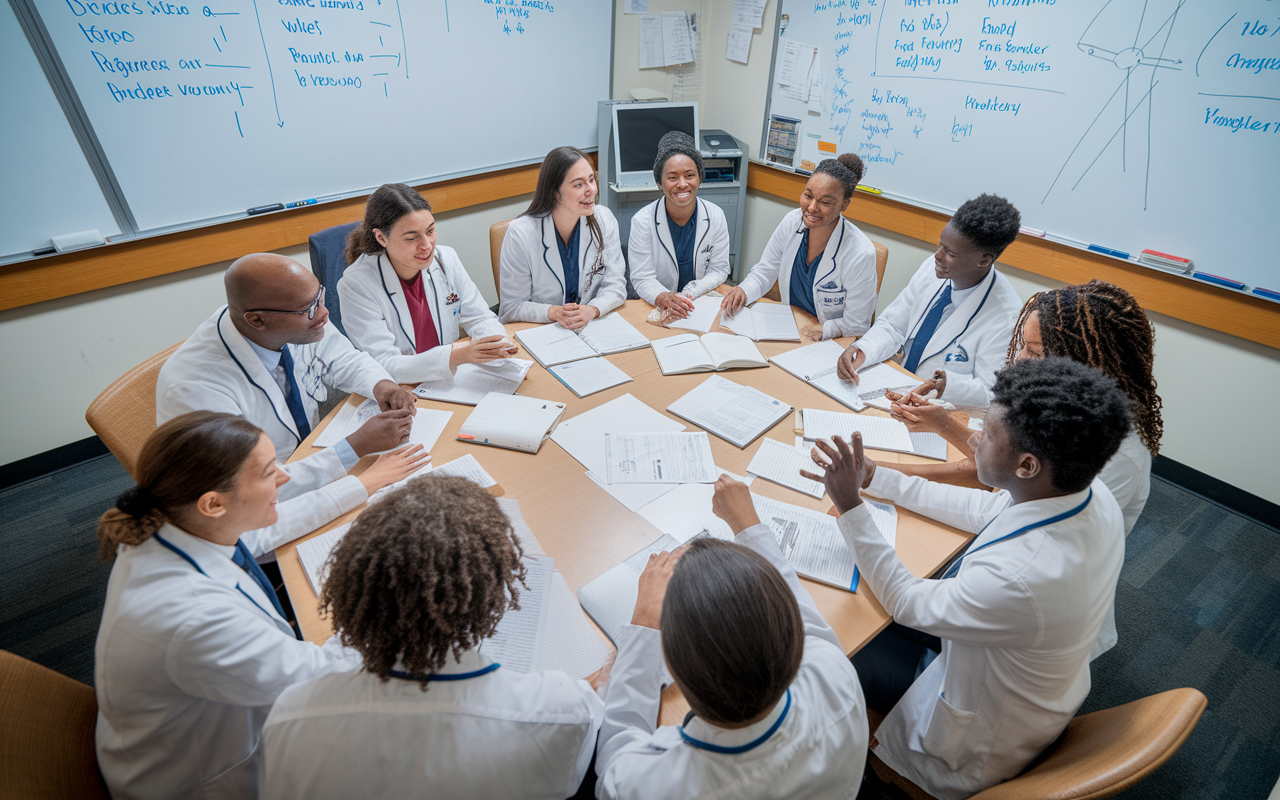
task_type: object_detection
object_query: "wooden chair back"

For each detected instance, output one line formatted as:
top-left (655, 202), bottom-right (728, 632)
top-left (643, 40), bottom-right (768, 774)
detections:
top-left (85, 342), bottom-right (182, 479)
top-left (0, 650), bottom-right (109, 800)
top-left (489, 219), bottom-right (512, 298)
top-left (762, 238), bottom-right (889, 303)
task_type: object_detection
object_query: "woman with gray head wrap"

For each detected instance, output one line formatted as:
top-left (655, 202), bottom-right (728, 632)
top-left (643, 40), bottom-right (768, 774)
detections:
top-left (629, 131), bottom-right (732, 323)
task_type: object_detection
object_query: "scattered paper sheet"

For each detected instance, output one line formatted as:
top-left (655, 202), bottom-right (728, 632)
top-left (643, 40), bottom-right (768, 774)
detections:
top-left (578, 534), bottom-right (681, 646)
top-left (604, 431), bottom-right (717, 484)
top-left (777, 39), bottom-right (818, 101)
top-left (726, 23), bottom-right (752, 64)
top-left (496, 497), bottom-right (543, 556)
top-left (667, 375), bottom-right (791, 449)
top-left (635, 469), bottom-right (754, 543)
top-left (909, 432), bottom-right (949, 461)
top-left (624, 0), bottom-right (648, 13)
top-left (532, 572), bottom-right (612, 679)
top-left (667, 294), bottom-right (723, 333)
top-left (585, 469), bottom-right (681, 512)
top-left (482, 555), bottom-right (553, 674)
top-left (396, 408), bottom-right (452, 454)
top-left (551, 394), bottom-right (685, 472)
top-left (748, 438), bottom-right (825, 498)
top-left (661, 11), bottom-right (695, 66)
top-left (802, 409), bottom-right (915, 454)
top-left (431, 453), bottom-right (498, 488)
top-left (413, 359), bottom-right (533, 405)
top-left (732, 0), bottom-right (766, 28)
top-left (548, 356), bottom-right (633, 398)
top-left (296, 522), bottom-right (352, 594)
top-left (313, 398), bottom-right (381, 447)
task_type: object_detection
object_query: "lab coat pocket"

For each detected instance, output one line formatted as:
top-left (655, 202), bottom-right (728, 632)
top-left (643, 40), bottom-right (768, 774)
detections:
top-left (920, 692), bottom-right (976, 771)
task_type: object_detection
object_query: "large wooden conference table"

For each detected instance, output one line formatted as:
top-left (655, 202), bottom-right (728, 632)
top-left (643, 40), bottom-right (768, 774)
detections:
top-left (277, 299), bottom-right (973, 725)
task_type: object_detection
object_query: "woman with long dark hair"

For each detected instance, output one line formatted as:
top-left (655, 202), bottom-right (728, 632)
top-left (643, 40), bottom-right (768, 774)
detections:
top-left (498, 146), bottom-right (626, 329)
top-left (338, 183), bottom-right (517, 384)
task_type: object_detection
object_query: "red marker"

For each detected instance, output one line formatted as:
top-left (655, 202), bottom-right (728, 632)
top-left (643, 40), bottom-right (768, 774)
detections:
top-left (457, 434), bottom-right (475, 440)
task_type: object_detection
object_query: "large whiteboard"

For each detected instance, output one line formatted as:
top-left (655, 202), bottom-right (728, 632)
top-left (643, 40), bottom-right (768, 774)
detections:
top-left (26, 0), bottom-right (612, 234)
top-left (764, 0), bottom-right (1278, 291)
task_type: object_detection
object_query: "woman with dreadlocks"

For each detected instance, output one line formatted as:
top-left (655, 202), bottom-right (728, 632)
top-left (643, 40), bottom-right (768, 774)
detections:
top-left (875, 279), bottom-right (1161, 658)
top-left (259, 475), bottom-right (608, 800)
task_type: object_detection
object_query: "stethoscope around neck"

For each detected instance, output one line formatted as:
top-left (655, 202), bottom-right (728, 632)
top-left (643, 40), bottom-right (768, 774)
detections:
top-left (904, 270), bottom-right (997, 365)
top-left (654, 198), bottom-right (711, 276)
top-left (794, 217), bottom-right (845, 288)
top-left (379, 252), bottom-right (450, 347)
top-left (217, 307), bottom-right (307, 447)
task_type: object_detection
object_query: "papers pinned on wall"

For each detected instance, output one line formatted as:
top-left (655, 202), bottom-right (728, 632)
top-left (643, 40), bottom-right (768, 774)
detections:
top-left (639, 11), bottom-right (696, 69)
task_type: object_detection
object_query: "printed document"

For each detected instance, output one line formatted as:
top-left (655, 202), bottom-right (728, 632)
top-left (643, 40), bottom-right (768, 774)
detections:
top-left (747, 437), bottom-right (825, 498)
top-left (754, 494), bottom-right (898, 592)
top-left (801, 408), bottom-right (914, 454)
top-left (720, 303), bottom-right (801, 341)
top-left (431, 453), bottom-right (498, 488)
top-left (296, 522), bottom-right (352, 594)
top-left (532, 572), bottom-right (612, 678)
top-left (604, 431), bottom-right (717, 484)
top-left (482, 555), bottom-right (553, 674)
top-left (667, 375), bottom-right (792, 448)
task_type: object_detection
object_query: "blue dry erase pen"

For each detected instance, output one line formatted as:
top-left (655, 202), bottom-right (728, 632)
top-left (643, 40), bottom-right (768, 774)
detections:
top-left (1251, 287), bottom-right (1280, 302)
top-left (286, 198), bottom-right (317, 209)
top-left (1191, 272), bottom-right (1247, 291)
top-left (1087, 244), bottom-right (1131, 260)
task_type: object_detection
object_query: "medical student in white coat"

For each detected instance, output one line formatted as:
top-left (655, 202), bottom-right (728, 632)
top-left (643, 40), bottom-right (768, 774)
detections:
top-left (337, 183), bottom-right (517, 384)
top-left (627, 132), bottom-right (731, 321)
top-left (260, 475), bottom-right (609, 800)
top-left (157, 253), bottom-right (420, 505)
top-left (94, 412), bottom-right (417, 800)
top-left (594, 476), bottom-right (868, 800)
top-left (803, 358), bottom-right (1130, 800)
top-left (722, 153), bottom-right (879, 341)
top-left (837, 193), bottom-right (1024, 410)
top-left (498, 145), bottom-right (627, 328)
top-left (881, 280), bottom-right (1160, 661)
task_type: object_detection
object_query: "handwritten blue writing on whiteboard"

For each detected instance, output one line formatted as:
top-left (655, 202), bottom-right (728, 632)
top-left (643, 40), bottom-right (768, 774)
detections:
top-left (1203, 108), bottom-right (1276, 133)
top-left (79, 23), bottom-right (134, 43)
top-left (65, 0), bottom-right (144, 16)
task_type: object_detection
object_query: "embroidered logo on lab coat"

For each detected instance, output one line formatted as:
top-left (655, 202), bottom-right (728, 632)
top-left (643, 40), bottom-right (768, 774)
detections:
top-left (445, 293), bottom-right (460, 305)
top-left (945, 345), bottom-right (970, 363)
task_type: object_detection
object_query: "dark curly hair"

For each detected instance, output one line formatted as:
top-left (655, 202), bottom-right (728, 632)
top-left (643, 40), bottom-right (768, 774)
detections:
top-left (991, 357), bottom-right (1132, 494)
top-left (320, 475), bottom-right (526, 687)
top-left (951, 193), bottom-right (1021, 257)
top-left (1008, 280), bottom-right (1162, 455)
top-left (661, 538), bottom-right (804, 726)
top-left (813, 153), bottom-right (866, 201)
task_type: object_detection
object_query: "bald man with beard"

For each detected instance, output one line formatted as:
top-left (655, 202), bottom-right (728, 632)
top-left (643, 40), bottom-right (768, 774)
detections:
top-left (158, 254), bottom-right (426, 514)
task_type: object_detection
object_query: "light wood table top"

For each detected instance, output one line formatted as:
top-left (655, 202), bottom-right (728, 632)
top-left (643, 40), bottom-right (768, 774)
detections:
top-left (277, 299), bottom-right (973, 725)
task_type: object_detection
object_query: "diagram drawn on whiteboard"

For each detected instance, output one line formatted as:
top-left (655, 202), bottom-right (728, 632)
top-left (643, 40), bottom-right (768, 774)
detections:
top-left (1043, 0), bottom-right (1186, 209)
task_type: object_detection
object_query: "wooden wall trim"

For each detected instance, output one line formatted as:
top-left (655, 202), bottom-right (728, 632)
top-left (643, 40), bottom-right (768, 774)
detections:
top-left (748, 164), bottom-right (1280, 351)
top-left (0, 158), bottom-right (572, 313)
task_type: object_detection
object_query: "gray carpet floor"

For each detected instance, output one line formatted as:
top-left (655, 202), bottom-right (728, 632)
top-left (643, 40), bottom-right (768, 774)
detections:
top-left (1, 455), bottom-right (1277, 798)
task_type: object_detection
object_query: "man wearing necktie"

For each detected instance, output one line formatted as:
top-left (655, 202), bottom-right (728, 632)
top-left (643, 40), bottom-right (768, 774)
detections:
top-left (835, 194), bottom-right (1025, 411)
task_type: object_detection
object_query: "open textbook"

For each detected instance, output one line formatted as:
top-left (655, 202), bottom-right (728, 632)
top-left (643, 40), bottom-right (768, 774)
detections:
top-left (514, 314), bottom-right (650, 368)
top-left (667, 375), bottom-right (792, 449)
top-left (719, 302), bottom-right (801, 342)
top-left (769, 340), bottom-right (919, 412)
top-left (650, 333), bottom-right (767, 375)
top-left (457, 394), bottom-right (565, 454)
top-left (413, 359), bottom-right (534, 405)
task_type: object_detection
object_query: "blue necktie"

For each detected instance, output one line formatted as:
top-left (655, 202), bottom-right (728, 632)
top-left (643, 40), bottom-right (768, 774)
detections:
top-left (278, 345), bottom-right (312, 440)
top-left (903, 283), bottom-right (952, 374)
top-left (232, 540), bottom-right (289, 620)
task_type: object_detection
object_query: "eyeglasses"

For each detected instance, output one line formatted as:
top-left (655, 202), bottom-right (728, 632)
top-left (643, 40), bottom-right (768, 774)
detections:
top-left (247, 286), bottom-right (326, 320)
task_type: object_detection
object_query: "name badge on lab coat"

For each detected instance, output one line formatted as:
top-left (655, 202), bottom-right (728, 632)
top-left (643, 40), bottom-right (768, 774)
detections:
top-left (816, 280), bottom-right (845, 309)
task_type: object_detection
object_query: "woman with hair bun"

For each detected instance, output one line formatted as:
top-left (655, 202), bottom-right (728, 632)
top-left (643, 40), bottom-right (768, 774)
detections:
top-left (93, 411), bottom-right (412, 800)
top-left (338, 183), bottom-right (517, 385)
top-left (628, 131), bottom-right (732, 322)
top-left (722, 153), bottom-right (879, 340)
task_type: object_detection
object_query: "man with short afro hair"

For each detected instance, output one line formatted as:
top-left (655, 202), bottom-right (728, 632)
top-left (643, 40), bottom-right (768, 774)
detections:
top-left (811, 357), bottom-right (1129, 799)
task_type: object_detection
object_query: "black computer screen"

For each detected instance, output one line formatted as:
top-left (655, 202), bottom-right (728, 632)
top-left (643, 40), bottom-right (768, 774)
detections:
top-left (616, 105), bottom-right (697, 173)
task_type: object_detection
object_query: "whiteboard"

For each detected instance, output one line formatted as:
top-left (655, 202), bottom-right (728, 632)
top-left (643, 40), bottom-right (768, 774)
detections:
top-left (29, 0), bottom-right (612, 233)
top-left (764, 0), bottom-right (1278, 291)
top-left (2, 0), bottom-right (119, 259)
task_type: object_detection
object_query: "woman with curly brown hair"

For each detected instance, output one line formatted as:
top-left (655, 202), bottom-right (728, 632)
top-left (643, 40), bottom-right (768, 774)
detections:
top-left (879, 279), bottom-right (1161, 658)
top-left (260, 475), bottom-right (607, 800)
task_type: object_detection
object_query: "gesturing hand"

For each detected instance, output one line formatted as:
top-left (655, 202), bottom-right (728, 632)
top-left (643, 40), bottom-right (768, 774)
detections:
top-left (630, 548), bottom-right (683, 629)
top-left (711, 474), bottom-right (761, 534)
top-left (889, 394), bottom-right (952, 435)
top-left (800, 434), bottom-right (873, 516)
top-left (909, 369), bottom-right (948, 399)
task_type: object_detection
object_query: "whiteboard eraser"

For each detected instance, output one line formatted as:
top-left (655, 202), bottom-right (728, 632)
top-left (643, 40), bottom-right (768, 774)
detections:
top-left (52, 229), bottom-right (105, 252)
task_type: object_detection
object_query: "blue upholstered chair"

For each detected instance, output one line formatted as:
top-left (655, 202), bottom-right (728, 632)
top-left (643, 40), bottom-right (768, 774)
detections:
top-left (307, 221), bottom-right (358, 337)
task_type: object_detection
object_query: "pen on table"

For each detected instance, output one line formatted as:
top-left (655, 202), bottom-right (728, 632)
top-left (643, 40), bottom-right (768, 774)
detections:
top-left (855, 184), bottom-right (882, 195)
top-left (1087, 244), bottom-right (1131, 260)
top-left (246, 203), bottom-right (284, 216)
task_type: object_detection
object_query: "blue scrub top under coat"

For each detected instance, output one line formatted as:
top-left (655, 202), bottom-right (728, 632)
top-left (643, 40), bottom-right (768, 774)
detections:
top-left (789, 228), bottom-right (822, 318)
top-left (667, 206), bottom-right (698, 292)
top-left (556, 223), bottom-right (581, 304)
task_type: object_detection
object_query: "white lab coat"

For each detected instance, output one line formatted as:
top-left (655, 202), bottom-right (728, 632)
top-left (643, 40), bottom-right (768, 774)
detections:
top-left (95, 522), bottom-right (362, 800)
top-left (498, 205), bottom-right (627, 324)
top-left (157, 306), bottom-right (392, 501)
top-left (260, 648), bottom-right (603, 800)
top-left (1090, 429), bottom-right (1152, 660)
top-left (735, 208), bottom-right (879, 339)
top-left (595, 524), bottom-right (868, 800)
top-left (628, 197), bottom-right (731, 305)
top-left (337, 248), bottom-right (506, 384)
top-left (843, 471), bottom-right (1125, 800)
top-left (852, 256), bottom-right (1022, 410)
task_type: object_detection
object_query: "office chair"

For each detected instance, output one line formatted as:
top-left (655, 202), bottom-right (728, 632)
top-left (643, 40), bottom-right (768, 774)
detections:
top-left (307, 221), bottom-right (359, 337)
top-left (85, 342), bottom-right (183, 480)
top-left (867, 687), bottom-right (1207, 800)
top-left (0, 650), bottom-right (109, 800)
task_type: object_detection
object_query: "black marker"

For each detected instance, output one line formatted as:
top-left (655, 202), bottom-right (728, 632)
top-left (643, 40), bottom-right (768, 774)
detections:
top-left (33, 246), bottom-right (56, 256)
top-left (247, 203), bottom-right (284, 216)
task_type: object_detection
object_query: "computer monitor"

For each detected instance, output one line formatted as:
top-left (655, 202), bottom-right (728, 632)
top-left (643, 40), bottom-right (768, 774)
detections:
top-left (611, 102), bottom-right (698, 190)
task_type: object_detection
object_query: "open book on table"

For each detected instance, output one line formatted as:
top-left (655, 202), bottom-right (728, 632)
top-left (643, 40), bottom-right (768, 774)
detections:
top-left (651, 333), bottom-right (768, 375)
top-left (719, 302), bottom-right (801, 342)
top-left (514, 314), bottom-right (651, 368)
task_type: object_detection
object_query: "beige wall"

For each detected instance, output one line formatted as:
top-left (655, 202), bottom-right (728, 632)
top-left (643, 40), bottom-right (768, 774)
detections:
top-left (5, 1), bottom-right (1278, 505)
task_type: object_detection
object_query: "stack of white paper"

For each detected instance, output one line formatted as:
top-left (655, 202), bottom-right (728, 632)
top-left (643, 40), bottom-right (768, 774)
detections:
top-left (747, 438), bottom-right (825, 499)
top-left (431, 453), bottom-right (499, 487)
top-left (547, 356), bottom-right (633, 398)
top-left (667, 375), bottom-right (793, 449)
top-left (550, 394), bottom-right (686, 511)
top-left (801, 408), bottom-right (915, 454)
top-left (720, 303), bottom-right (801, 341)
top-left (296, 522), bottom-right (352, 594)
top-left (666, 294), bottom-right (723, 333)
top-left (603, 432), bottom-right (717, 484)
top-left (413, 359), bottom-right (533, 406)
